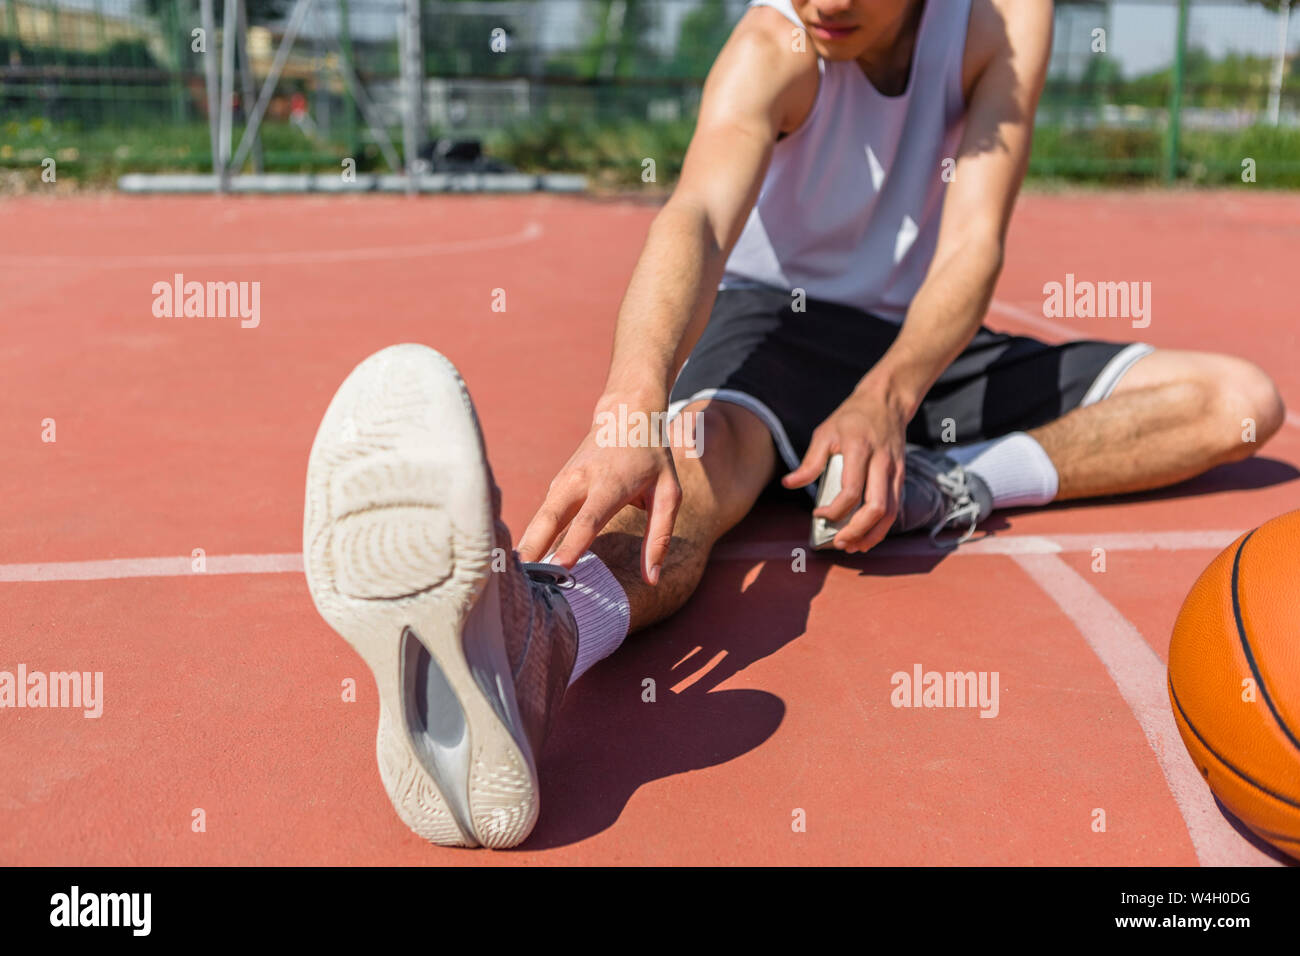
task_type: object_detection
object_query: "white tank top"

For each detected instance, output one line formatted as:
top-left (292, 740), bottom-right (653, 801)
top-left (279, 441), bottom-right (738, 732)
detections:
top-left (721, 0), bottom-right (972, 322)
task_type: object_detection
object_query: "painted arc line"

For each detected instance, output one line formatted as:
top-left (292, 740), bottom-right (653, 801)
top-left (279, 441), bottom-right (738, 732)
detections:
top-left (0, 530), bottom-right (1245, 583)
top-left (990, 299), bottom-right (1300, 434)
top-left (0, 221), bottom-right (544, 269)
top-left (1011, 551), bottom-right (1280, 867)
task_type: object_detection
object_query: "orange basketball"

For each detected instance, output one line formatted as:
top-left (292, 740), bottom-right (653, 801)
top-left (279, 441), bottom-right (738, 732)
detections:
top-left (1168, 509), bottom-right (1300, 860)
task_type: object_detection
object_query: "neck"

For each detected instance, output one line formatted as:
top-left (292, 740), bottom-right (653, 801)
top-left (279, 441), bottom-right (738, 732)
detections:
top-left (855, 0), bottom-right (925, 76)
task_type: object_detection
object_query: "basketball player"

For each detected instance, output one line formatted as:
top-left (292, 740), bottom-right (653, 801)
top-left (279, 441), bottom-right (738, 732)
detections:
top-left (304, 0), bottom-right (1284, 848)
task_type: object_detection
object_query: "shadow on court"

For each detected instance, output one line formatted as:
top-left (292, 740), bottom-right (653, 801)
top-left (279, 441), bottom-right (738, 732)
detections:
top-left (519, 453), bottom-right (1299, 849)
top-left (523, 508), bottom-right (832, 850)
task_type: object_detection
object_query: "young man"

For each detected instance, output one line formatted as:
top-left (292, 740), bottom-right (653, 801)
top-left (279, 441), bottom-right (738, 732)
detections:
top-left (304, 0), bottom-right (1284, 848)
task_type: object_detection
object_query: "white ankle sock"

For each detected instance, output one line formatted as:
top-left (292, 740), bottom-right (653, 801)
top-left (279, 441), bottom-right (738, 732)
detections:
top-left (945, 432), bottom-right (1059, 509)
top-left (563, 553), bottom-right (631, 687)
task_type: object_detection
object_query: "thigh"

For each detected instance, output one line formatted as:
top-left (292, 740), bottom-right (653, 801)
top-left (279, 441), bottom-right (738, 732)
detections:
top-left (1105, 347), bottom-right (1285, 437)
top-left (913, 330), bottom-right (1151, 446)
top-left (1107, 347), bottom-right (1254, 395)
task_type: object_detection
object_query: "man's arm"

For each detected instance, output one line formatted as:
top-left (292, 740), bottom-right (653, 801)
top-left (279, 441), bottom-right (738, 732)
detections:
top-left (517, 9), bottom-right (817, 580)
top-left (783, 0), bottom-right (1054, 552)
top-left (599, 8), bottom-right (817, 413)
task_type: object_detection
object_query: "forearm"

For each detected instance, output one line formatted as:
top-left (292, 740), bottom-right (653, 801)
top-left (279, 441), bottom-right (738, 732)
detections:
top-left (598, 200), bottom-right (729, 411)
top-left (855, 237), bottom-right (1004, 418)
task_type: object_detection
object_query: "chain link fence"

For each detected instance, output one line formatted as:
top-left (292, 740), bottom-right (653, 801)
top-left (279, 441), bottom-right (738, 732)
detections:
top-left (1, 0), bottom-right (1296, 186)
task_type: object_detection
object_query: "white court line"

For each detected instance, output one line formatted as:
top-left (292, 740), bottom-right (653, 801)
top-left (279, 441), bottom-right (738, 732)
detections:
top-left (1011, 553), bottom-right (1280, 867)
top-left (989, 298), bottom-right (1300, 433)
top-left (0, 530), bottom-right (1244, 582)
top-left (0, 221), bottom-right (544, 269)
top-left (0, 553), bottom-right (303, 583)
top-left (711, 529), bottom-right (1242, 562)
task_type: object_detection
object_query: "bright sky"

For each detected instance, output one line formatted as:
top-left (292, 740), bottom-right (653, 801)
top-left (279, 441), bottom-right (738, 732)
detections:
top-left (41, 0), bottom-right (1300, 77)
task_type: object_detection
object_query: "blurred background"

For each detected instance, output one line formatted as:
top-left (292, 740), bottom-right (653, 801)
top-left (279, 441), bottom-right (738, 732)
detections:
top-left (1, 0), bottom-right (1297, 190)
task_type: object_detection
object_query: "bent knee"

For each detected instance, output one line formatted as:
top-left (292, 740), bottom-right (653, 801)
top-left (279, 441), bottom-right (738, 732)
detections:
top-left (671, 400), bottom-right (774, 471)
top-left (1209, 358), bottom-right (1285, 456)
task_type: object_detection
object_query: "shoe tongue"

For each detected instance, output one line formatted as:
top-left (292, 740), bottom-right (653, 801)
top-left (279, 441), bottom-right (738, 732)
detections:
top-left (965, 471), bottom-right (994, 523)
top-left (521, 563), bottom-right (576, 602)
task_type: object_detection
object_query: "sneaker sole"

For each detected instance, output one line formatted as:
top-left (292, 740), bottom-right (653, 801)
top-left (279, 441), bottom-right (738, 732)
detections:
top-left (303, 344), bottom-right (539, 849)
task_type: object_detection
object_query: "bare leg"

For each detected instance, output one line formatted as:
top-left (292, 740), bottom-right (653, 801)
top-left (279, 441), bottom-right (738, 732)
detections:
top-left (1030, 350), bottom-right (1285, 500)
top-left (589, 400), bottom-right (778, 633)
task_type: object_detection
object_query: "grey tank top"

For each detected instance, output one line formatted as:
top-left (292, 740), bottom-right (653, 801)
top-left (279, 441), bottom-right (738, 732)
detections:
top-left (721, 0), bottom-right (973, 322)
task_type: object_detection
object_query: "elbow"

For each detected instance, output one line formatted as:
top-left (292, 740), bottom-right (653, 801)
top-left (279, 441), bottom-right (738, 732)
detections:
top-left (972, 231), bottom-right (1005, 276)
top-left (937, 229), bottom-right (1004, 280)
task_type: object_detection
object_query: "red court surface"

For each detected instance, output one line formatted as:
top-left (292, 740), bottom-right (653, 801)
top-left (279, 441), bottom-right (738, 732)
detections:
top-left (2, 189), bottom-right (1297, 865)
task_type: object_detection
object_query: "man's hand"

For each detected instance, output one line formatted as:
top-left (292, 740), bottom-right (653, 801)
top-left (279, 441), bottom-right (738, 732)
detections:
top-left (517, 399), bottom-right (682, 585)
top-left (782, 389), bottom-right (908, 553)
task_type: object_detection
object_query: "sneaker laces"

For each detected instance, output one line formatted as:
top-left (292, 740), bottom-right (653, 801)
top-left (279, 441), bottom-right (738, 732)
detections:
top-left (928, 468), bottom-right (982, 548)
top-left (506, 562), bottom-right (576, 682)
top-left (520, 562), bottom-right (574, 586)
top-left (520, 562), bottom-right (576, 611)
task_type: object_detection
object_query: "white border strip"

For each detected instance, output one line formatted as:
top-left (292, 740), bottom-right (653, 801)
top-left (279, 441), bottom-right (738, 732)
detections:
top-left (1011, 552), bottom-right (1280, 866)
top-left (1080, 342), bottom-right (1155, 407)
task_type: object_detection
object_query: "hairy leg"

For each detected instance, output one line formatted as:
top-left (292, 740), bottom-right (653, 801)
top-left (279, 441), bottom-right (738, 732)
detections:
top-left (589, 400), bottom-right (778, 633)
top-left (1029, 349), bottom-right (1285, 500)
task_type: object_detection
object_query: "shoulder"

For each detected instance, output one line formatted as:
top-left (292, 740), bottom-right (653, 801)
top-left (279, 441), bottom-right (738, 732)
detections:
top-left (962, 0), bottom-right (1053, 98)
top-left (708, 5), bottom-right (820, 135)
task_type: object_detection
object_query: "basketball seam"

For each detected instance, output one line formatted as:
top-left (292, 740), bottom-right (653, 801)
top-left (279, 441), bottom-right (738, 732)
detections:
top-left (1231, 529), bottom-right (1300, 754)
top-left (1168, 676), bottom-right (1300, 811)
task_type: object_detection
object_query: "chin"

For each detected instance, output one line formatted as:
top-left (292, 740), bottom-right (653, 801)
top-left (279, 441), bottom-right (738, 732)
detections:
top-left (812, 40), bottom-right (865, 62)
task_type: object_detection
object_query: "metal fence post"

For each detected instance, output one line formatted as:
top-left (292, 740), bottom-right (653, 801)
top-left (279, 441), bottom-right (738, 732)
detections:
top-left (1165, 0), bottom-right (1189, 184)
top-left (219, 0), bottom-right (237, 187)
top-left (401, 0), bottom-right (425, 194)
top-left (200, 0), bottom-right (222, 183)
top-left (236, 0), bottom-right (263, 172)
top-left (1267, 0), bottom-right (1292, 126)
top-left (338, 0), bottom-right (358, 155)
top-left (4, 0), bottom-right (20, 46)
top-left (168, 0), bottom-right (188, 125)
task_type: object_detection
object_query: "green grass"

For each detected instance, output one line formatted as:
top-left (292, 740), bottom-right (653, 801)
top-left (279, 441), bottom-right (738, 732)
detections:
top-left (4, 113), bottom-right (1300, 190)
top-left (1028, 123), bottom-right (1300, 187)
top-left (0, 116), bottom-right (389, 184)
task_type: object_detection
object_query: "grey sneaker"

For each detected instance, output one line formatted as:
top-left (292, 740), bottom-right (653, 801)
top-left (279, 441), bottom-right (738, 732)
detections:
top-left (811, 445), bottom-right (993, 549)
